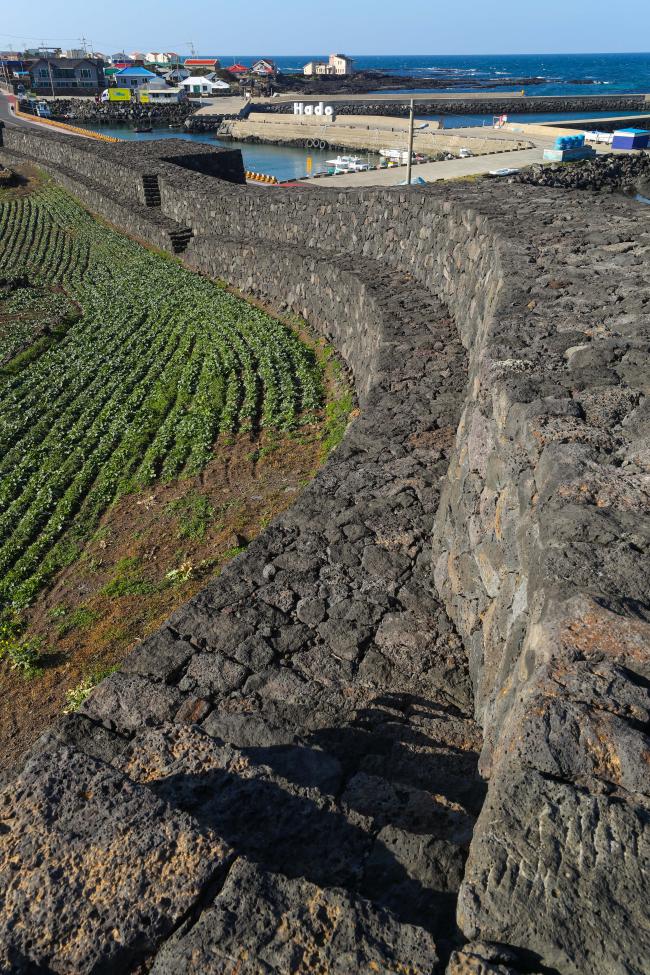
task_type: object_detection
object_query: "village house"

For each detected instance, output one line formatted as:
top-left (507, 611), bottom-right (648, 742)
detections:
top-left (144, 52), bottom-right (180, 65)
top-left (251, 58), bottom-right (277, 76)
top-left (226, 63), bottom-right (249, 78)
top-left (29, 56), bottom-right (105, 94)
top-left (184, 57), bottom-right (221, 75)
top-left (114, 65), bottom-right (158, 89)
top-left (180, 74), bottom-right (230, 96)
top-left (162, 66), bottom-right (190, 83)
top-left (303, 53), bottom-right (354, 76)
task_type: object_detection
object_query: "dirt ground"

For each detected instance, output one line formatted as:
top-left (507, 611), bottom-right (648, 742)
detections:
top-left (0, 424), bottom-right (333, 770)
top-left (0, 163), bottom-right (353, 771)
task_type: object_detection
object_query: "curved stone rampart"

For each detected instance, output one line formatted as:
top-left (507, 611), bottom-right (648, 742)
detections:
top-left (0, 125), bottom-right (648, 975)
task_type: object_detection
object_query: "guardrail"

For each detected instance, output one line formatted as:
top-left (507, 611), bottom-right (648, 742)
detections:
top-left (246, 170), bottom-right (278, 184)
top-left (14, 108), bottom-right (120, 142)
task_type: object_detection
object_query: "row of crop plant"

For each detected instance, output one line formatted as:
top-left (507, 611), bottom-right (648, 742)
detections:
top-left (0, 184), bottom-right (323, 610)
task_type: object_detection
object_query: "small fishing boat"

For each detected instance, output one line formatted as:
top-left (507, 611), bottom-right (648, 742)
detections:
top-left (325, 155), bottom-right (371, 173)
top-left (380, 148), bottom-right (412, 163)
top-left (133, 124), bottom-right (153, 134)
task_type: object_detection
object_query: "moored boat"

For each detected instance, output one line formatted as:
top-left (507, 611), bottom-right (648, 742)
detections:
top-left (325, 155), bottom-right (371, 173)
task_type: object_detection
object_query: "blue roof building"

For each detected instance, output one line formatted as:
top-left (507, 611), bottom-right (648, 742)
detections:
top-left (115, 66), bottom-right (157, 88)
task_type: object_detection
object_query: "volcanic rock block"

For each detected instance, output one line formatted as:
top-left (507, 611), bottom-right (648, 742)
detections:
top-left (0, 739), bottom-right (231, 974)
top-left (150, 858), bottom-right (439, 974)
top-left (458, 764), bottom-right (650, 974)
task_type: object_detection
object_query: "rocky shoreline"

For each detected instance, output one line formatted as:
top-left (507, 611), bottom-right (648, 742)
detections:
top-left (273, 70), bottom-right (550, 96)
top-left (43, 98), bottom-right (195, 126)
top-left (513, 150), bottom-right (650, 193)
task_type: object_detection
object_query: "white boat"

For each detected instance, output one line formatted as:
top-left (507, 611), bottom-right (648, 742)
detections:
top-left (380, 148), bottom-right (410, 163)
top-left (325, 155), bottom-right (371, 173)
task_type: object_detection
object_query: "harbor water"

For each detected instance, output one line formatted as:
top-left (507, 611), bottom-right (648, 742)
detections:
top-left (77, 125), bottom-right (346, 182)
top-left (79, 106), bottom-right (650, 183)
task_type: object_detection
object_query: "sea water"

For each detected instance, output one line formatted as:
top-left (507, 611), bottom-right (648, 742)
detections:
top-left (264, 52), bottom-right (650, 97)
top-left (79, 52), bottom-right (650, 181)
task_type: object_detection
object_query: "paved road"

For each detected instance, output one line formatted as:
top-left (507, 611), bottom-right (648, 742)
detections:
top-left (300, 146), bottom-right (546, 187)
top-left (0, 92), bottom-right (94, 138)
top-left (194, 96), bottom-right (247, 116)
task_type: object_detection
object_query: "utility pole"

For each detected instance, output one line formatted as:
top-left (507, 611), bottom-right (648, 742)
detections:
top-left (406, 98), bottom-right (415, 185)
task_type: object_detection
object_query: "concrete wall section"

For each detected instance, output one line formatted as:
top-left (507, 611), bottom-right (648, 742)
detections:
top-left (222, 112), bottom-right (527, 155)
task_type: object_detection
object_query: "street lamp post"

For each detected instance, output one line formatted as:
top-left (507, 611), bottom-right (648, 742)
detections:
top-left (406, 98), bottom-right (415, 185)
top-left (47, 59), bottom-right (55, 97)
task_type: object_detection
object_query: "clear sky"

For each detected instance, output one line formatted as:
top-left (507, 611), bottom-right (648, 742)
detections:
top-left (1, 0), bottom-right (648, 56)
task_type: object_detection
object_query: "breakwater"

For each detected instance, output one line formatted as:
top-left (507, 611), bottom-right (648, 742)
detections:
top-left (0, 123), bottom-right (648, 975)
top-left (258, 93), bottom-right (649, 118)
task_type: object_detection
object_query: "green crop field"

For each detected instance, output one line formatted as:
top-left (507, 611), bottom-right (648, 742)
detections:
top-left (0, 183), bottom-right (323, 613)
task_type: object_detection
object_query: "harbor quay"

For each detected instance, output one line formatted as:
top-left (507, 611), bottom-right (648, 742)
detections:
top-left (219, 110), bottom-right (532, 158)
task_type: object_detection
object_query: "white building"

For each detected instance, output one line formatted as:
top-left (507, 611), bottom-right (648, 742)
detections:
top-left (329, 54), bottom-right (353, 75)
top-left (303, 54), bottom-right (354, 76)
top-left (180, 74), bottom-right (230, 96)
top-left (145, 52), bottom-right (180, 65)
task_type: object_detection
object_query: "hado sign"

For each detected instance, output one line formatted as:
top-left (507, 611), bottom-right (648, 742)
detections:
top-left (293, 101), bottom-right (335, 119)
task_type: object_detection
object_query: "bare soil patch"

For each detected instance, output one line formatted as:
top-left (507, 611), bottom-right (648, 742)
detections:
top-left (0, 425), bottom-right (329, 769)
top-left (0, 162), bottom-right (42, 201)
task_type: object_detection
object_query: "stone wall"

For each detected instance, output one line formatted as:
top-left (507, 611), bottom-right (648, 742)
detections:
top-left (258, 94), bottom-right (648, 118)
top-left (0, 125), bottom-right (648, 975)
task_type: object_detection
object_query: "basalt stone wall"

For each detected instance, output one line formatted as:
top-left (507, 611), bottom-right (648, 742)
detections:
top-left (258, 94), bottom-right (648, 118)
top-left (0, 127), bottom-right (648, 974)
top-left (157, 174), bottom-right (501, 361)
top-left (0, 126), bottom-right (246, 205)
top-left (1, 126), bottom-right (147, 204)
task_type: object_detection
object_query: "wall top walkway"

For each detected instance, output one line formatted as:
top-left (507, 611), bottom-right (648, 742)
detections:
top-left (0, 127), bottom-right (648, 975)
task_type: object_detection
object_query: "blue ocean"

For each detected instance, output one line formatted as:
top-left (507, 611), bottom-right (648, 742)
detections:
top-left (224, 52), bottom-right (650, 97)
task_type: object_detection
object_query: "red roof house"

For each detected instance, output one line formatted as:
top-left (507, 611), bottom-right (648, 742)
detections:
top-left (226, 63), bottom-right (249, 76)
top-left (185, 57), bottom-right (221, 71)
top-left (251, 58), bottom-right (276, 76)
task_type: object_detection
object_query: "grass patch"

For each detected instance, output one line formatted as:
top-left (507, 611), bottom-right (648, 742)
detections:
top-left (223, 544), bottom-right (247, 560)
top-left (0, 613), bottom-right (43, 679)
top-left (101, 556), bottom-right (156, 598)
top-left (57, 605), bottom-right (100, 638)
top-left (322, 390), bottom-right (354, 456)
top-left (165, 492), bottom-right (214, 541)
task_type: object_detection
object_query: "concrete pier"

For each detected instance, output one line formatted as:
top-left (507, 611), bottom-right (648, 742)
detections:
top-left (222, 111), bottom-right (531, 158)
